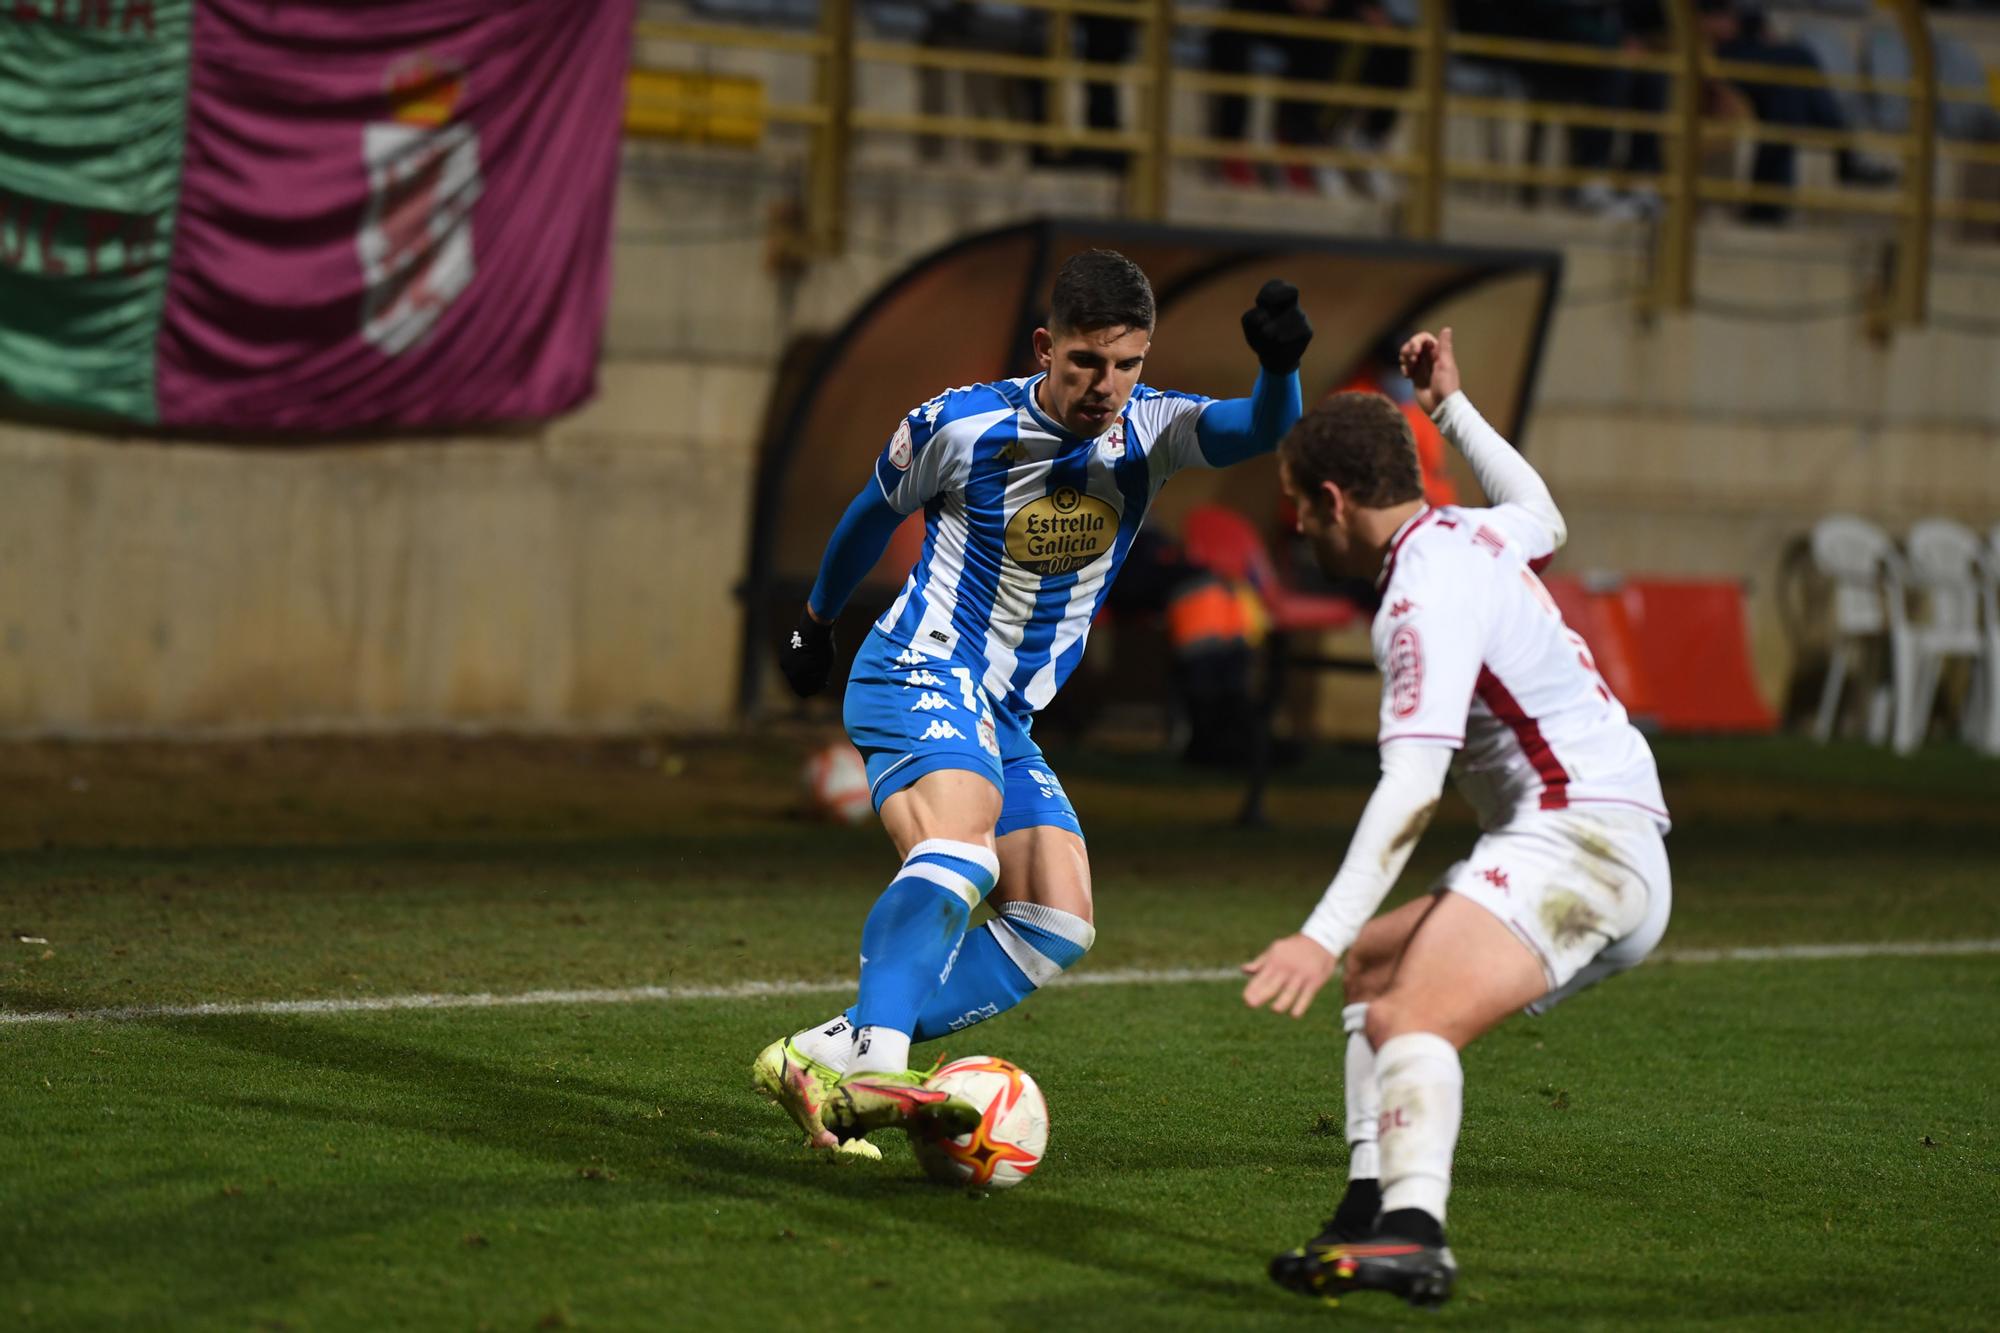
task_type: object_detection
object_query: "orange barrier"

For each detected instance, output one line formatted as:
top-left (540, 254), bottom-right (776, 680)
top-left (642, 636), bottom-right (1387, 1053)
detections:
top-left (1542, 575), bottom-right (1772, 733)
top-left (1617, 579), bottom-right (1776, 734)
top-left (1541, 575), bottom-right (1658, 723)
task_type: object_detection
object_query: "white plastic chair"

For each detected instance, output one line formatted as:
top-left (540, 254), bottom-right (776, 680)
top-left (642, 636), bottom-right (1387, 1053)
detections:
top-left (1895, 518), bottom-right (1987, 754)
top-left (1809, 515), bottom-right (1909, 745)
top-left (1965, 525), bottom-right (2000, 756)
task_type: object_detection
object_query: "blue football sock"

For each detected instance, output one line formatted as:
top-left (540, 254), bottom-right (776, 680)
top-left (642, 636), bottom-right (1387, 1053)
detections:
top-left (848, 838), bottom-right (997, 1069)
top-left (849, 900), bottom-right (1095, 1044)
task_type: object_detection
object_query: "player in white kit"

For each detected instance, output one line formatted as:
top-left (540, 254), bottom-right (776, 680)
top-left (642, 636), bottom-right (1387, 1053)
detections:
top-left (1243, 328), bottom-right (1672, 1308)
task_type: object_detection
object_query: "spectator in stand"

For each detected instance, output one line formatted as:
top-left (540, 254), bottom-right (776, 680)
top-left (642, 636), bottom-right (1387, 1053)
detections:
top-left (1208, 0), bottom-right (1410, 196)
top-left (1698, 0), bottom-right (1895, 223)
top-left (1455, 0), bottom-right (1651, 215)
top-left (917, 4), bottom-right (1134, 171)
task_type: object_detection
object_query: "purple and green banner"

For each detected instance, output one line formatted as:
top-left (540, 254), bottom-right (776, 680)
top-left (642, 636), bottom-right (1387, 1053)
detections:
top-left (0, 0), bottom-right (632, 430)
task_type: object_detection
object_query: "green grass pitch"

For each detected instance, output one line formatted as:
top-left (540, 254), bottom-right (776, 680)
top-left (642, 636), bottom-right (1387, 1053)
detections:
top-left (1, 736), bottom-right (1997, 1331)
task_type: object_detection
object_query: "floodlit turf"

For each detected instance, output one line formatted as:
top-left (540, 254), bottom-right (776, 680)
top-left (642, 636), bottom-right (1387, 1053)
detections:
top-left (2, 735), bottom-right (1997, 1330)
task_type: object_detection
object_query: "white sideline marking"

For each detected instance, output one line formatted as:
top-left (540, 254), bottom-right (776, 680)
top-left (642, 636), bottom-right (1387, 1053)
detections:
top-left (3, 940), bottom-right (1997, 1027)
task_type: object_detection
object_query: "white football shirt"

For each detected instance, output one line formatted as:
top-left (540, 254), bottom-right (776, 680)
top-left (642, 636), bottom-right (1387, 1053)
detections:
top-left (1372, 503), bottom-right (1670, 832)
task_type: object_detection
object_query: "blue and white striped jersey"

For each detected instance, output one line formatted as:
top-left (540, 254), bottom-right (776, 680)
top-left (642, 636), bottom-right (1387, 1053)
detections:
top-left (870, 374), bottom-right (1216, 715)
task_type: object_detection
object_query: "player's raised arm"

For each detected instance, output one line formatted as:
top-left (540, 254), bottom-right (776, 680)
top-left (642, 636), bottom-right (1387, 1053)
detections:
top-left (1190, 280), bottom-right (1314, 467)
top-left (1400, 328), bottom-right (1567, 552)
top-left (1241, 744), bottom-right (1453, 1018)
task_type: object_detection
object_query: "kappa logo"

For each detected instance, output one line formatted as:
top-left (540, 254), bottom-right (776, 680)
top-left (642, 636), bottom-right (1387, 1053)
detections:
top-left (886, 419), bottom-right (914, 471)
top-left (920, 720), bottom-right (967, 742)
top-left (1479, 866), bottom-right (1511, 892)
top-left (909, 691), bottom-right (954, 713)
top-left (789, 631), bottom-right (805, 649)
top-left (1386, 599), bottom-right (1416, 619)
top-left (892, 649), bottom-right (925, 667)
top-left (996, 439), bottom-right (1032, 463)
top-left (906, 669), bottom-right (945, 687)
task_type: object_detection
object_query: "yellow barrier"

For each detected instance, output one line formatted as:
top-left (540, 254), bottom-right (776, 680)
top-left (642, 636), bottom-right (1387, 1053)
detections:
top-left (634, 0), bottom-right (1989, 326)
top-left (625, 69), bottom-right (768, 146)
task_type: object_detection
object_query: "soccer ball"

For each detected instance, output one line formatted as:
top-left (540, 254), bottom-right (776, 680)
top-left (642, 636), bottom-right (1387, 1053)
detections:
top-left (911, 1056), bottom-right (1048, 1191)
top-left (802, 741), bottom-right (872, 825)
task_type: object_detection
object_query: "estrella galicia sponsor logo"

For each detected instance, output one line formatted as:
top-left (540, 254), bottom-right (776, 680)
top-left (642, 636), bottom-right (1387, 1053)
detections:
top-left (909, 691), bottom-right (954, 712)
top-left (919, 720), bottom-right (967, 742)
top-left (1006, 486), bottom-right (1118, 575)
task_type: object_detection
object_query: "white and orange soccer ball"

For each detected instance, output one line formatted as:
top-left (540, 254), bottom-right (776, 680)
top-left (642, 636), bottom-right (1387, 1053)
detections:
top-left (802, 741), bottom-right (872, 825)
top-left (911, 1056), bottom-right (1049, 1191)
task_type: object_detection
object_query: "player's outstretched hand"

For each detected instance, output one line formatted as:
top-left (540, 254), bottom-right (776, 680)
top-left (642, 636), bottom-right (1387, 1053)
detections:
top-left (1398, 327), bottom-right (1460, 415)
top-left (779, 606), bottom-right (836, 698)
top-left (1241, 933), bottom-right (1339, 1019)
top-left (1240, 279), bottom-right (1314, 376)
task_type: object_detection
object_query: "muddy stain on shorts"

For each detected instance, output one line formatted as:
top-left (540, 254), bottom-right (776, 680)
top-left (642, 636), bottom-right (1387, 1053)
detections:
top-left (1540, 889), bottom-right (1604, 948)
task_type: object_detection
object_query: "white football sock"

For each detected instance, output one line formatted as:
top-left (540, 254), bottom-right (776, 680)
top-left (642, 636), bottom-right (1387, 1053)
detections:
top-left (849, 1024), bottom-right (912, 1075)
top-left (1376, 1031), bottom-right (1463, 1225)
top-left (792, 1014), bottom-right (855, 1074)
top-left (1343, 1002), bottom-right (1381, 1181)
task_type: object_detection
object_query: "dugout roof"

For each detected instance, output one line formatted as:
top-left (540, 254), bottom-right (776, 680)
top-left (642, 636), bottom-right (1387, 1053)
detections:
top-left (741, 217), bottom-right (1562, 716)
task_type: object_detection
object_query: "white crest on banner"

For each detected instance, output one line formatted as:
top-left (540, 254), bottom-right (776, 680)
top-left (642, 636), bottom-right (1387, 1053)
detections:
top-left (358, 55), bottom-right (483, 355)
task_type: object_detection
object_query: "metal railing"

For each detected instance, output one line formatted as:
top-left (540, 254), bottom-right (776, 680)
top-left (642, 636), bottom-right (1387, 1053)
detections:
top-left (635, 1), bottom-right (1998, 328)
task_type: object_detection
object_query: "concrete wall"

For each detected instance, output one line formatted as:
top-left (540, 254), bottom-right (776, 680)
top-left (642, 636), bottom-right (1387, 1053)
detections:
top-left (3, 140), bottom-right (1998, 735)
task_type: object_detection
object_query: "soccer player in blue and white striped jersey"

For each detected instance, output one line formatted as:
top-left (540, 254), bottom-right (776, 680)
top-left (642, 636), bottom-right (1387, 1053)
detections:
top-left (754, 250), bottom-right (1314, 1153)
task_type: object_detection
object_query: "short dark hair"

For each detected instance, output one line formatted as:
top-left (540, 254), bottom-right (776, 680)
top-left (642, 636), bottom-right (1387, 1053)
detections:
top-left (1049, 249), bottom-right (1155, 335)
top-left (1280, 392), bottom-right (1424, 509)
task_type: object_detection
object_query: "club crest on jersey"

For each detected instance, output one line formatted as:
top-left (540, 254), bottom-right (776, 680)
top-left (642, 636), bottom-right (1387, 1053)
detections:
top-left (887, 419), bottom-right (913, 471)
top-left (1100, 419), bottom-right (1126, 460)
top-left (977, 710), bottom-right (1000, 757)
top-left (1388, 624), bottom-right (1424, 720)
top-left (1006, 485), bottom-right (1118, 575)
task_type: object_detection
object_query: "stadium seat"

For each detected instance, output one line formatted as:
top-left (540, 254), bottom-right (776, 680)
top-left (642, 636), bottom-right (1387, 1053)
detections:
top-left (1808, 514), bottom-right (1909, 745)
top-left (1615, 579), bottom-right (1778, 735)
top-left (1897, 518), bottom-right (1989, 754)
top-left (1979, 526), bottom-right (2000, 756)
top-left (1182, 505), bottom-right (1367, 823)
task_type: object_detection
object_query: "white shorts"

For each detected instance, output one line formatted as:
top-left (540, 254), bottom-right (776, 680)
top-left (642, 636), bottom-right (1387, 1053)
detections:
top-left (1438, 808), bottom-right (1671, 1016)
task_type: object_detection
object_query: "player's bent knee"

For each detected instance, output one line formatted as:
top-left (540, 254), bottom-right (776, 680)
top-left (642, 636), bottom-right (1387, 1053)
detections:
top-left (988, 900), bottom-right (1095, 989)
top-left (1342, 958), bottom-right (1389, 1006)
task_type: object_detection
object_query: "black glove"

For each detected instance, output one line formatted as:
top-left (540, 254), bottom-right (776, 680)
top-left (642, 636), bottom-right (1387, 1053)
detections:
top-left (779, 607), bottom-right (837, 698)
top-left (1240, 279), bottom-right (1314, 376)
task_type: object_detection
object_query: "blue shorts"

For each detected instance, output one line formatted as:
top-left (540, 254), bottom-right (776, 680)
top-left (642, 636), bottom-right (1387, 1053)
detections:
top-left (843, 631), bottom-right (1082, 840)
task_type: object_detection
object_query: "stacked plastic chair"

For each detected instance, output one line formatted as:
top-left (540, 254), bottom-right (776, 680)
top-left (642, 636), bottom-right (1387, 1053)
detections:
top-left (1808, 515), bottom-right (1909, 746)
